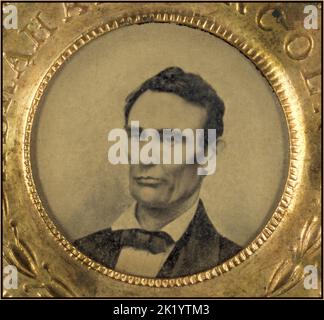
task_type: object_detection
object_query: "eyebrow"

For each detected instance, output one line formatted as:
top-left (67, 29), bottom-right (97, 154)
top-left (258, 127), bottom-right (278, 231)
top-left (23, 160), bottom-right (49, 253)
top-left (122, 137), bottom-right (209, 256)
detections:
top-left (124, 125), bottom-right (168, 136)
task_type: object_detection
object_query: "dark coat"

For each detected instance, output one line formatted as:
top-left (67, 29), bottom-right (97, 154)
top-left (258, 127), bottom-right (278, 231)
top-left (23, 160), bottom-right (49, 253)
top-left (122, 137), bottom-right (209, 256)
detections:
top-left (74, 200), bottom-right (242, 278)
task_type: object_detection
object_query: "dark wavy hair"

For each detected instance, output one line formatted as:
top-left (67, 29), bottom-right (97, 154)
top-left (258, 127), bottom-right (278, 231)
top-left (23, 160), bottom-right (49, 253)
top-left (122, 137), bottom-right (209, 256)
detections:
top-left (124, 67), bottom-right (225, 145)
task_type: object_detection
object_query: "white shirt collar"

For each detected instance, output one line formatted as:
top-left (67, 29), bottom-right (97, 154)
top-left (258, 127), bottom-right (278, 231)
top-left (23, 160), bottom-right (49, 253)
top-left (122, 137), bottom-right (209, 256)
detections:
top-left (111, 200), bottom-right (199, 242)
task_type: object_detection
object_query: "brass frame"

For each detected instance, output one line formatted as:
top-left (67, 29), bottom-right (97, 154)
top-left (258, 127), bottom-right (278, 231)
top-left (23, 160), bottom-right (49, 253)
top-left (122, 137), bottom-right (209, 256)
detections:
top-left (2, 2), bottom-right (322, 298)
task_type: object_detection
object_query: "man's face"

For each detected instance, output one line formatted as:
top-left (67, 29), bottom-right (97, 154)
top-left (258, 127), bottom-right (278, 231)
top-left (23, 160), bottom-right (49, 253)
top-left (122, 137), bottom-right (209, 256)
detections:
top-left (127, 90), bottom-right (207, 209)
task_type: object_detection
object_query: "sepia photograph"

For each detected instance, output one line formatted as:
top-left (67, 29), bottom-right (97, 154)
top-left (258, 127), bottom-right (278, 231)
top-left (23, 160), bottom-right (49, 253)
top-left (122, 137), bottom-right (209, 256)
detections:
top-left (31, 23), bottom-right (289, 278)
top-left (3, 1), bottom-right (321, 299)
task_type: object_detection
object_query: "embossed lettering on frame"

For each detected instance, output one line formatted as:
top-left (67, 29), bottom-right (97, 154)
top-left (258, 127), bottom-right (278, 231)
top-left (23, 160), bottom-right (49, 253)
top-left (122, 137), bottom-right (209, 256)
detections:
top-left (2, 3), bottom-right (321, 297)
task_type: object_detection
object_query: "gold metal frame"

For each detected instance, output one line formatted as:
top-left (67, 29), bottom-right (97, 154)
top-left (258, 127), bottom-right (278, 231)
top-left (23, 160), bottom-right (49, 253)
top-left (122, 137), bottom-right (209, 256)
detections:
top-left (2, 2), bottom-right (321, 297)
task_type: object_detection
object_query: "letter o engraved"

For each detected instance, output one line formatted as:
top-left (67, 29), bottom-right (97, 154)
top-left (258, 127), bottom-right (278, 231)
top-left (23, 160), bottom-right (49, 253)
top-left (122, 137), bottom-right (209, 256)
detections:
top-left (285, 32), bottom-right (313, 60)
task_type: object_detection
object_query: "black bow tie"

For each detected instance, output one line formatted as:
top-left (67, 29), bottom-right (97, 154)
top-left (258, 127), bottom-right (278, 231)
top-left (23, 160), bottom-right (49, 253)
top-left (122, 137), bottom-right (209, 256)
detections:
top-left (112, 228), bottom-right (175, 254)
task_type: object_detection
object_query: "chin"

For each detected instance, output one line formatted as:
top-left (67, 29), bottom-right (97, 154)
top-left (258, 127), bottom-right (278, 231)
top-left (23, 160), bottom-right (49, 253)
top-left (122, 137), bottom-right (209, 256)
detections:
top-left (130, 189), bottom-right (167, 208)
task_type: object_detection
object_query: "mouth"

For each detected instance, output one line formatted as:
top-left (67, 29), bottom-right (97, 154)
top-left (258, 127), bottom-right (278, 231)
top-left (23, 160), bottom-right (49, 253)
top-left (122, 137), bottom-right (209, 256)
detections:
top-left (134, 176), bottom-right (164, 187)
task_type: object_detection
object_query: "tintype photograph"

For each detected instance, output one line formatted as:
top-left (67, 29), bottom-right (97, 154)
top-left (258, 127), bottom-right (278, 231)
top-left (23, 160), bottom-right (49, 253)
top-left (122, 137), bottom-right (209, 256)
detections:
top-left (2, 2), bottom-right (321, 299)
top-left (31, 23), bottom-right (288, 278)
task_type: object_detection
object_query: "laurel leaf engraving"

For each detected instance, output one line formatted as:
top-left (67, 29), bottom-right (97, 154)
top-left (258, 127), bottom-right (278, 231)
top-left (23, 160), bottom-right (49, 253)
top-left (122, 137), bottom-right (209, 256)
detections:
top-left (301, 217), bottom-right (321, 257)
top-left (43, 283), bottom-right (74, 298)
top-left (266, 260), bottom-right (304, 296)
top-left (270, 267), bottom-right (304, 297)
top-left (266, 259), bottom-right (294, 294)
top-left (49, 277), bottom-right (76, 297)
top-left (4, 220), bottom-right (78, 297)
top-left (266, 216), bottom-right (321, 297)
top-left (22, 279), bottom-right (75, 298)
top-left (5, 244), bottom-right (37, 279)
top-left (305, 235), bottom-right (321, 257)
top-left (17, 239), bottom-right (38, 266)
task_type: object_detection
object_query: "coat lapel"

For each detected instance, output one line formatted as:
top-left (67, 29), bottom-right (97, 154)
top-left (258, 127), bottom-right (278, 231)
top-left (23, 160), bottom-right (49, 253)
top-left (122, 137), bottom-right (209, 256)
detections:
top-left (74, 199), bottom-right (241, 278)
top-left (74, 228), bottom-right (122, 270)
top-left (157, 199), bottom-right (221, 278)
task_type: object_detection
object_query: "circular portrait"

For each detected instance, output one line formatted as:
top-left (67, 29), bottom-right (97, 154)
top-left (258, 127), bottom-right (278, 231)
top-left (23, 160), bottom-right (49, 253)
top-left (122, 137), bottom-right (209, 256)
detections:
top-left (31, 23), bottom-right (289, 278)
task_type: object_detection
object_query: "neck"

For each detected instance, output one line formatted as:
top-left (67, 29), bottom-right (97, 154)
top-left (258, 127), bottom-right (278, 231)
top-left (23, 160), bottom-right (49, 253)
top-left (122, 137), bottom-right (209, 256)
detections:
top-left (136, 190), bottom-right (200, 231)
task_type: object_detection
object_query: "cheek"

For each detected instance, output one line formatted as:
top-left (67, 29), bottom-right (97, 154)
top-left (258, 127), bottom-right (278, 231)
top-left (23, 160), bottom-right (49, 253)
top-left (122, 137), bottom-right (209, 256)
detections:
top-left (165, 164), bottom-right (201, 193)
top-left (129, 164), bottom-right (141, 176)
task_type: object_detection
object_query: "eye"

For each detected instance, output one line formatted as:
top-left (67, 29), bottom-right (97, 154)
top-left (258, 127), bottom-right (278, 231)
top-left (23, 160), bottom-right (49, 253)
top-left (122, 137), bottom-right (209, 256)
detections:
top-left (162, 130), bottom-right (183, 145)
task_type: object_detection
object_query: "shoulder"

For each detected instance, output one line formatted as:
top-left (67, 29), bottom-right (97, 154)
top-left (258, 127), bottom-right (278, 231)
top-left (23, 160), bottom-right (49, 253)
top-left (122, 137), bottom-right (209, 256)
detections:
top-left (218, 235), bottom-right (242, 264)
top-left (192, 200), bottom-right (242, 263)
top-left (75, 203), bottom-right (135, 252)
top-left (199, 218), bottom-right (242, 263)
